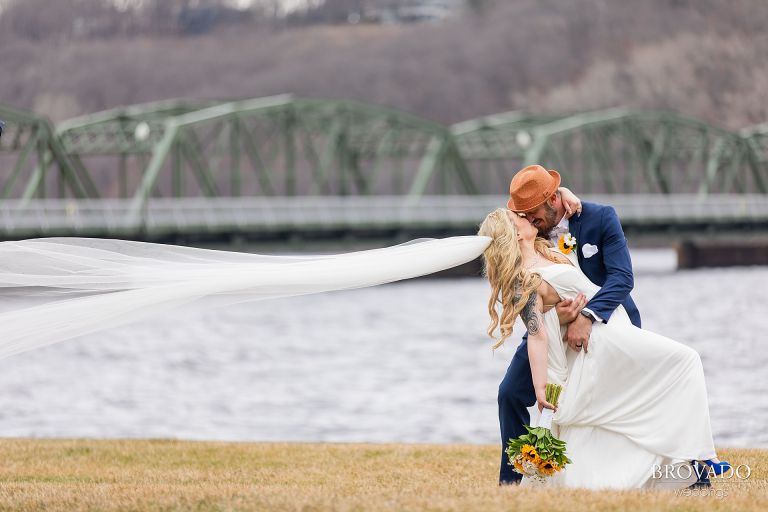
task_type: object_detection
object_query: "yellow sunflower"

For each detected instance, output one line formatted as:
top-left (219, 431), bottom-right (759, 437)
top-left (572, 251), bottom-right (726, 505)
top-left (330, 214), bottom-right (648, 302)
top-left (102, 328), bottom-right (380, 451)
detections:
top-left (513, 459), bottom-right (525, 473)
top-left (557, 235), bottom-right (573, 254)
top-left (521, 444), bottom-right (538, 460)
top-left (537, 459), bottom-right (559, 476)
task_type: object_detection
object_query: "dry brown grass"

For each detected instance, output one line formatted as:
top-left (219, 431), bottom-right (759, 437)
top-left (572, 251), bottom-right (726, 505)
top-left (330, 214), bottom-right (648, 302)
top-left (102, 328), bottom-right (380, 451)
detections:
top-left (0, 439), bottom-right (765, 511)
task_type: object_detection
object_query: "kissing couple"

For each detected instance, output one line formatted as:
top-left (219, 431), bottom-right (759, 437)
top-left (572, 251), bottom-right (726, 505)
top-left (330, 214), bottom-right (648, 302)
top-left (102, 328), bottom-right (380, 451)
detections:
top-left (486, 164), bottom-right (728, 489)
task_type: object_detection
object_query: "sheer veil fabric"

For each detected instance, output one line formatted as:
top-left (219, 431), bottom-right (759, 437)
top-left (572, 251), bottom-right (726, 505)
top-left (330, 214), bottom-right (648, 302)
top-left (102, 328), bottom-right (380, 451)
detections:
top-left (0, 236), bottom-right (492, 360)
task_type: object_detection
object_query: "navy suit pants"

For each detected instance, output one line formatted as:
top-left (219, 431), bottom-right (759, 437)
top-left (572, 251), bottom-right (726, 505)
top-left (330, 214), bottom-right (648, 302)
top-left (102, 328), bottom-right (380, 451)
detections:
top-left (497, 336), bottom-right (535, 484)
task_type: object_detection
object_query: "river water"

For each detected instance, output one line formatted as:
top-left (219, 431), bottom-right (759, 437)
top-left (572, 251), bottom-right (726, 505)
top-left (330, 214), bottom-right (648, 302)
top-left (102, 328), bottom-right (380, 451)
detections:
top-left (0, 248), bottom-right (765, 448)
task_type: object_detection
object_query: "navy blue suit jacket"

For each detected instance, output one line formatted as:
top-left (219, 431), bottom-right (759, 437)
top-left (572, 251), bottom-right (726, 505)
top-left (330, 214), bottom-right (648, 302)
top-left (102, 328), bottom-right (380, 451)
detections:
top-left (569, 201), bottom-right (641, 327)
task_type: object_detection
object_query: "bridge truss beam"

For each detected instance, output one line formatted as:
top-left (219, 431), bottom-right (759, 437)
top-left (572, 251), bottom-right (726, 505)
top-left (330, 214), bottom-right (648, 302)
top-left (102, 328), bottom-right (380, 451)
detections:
top-left (0, 104), bottom-right (90, 200)
top-left (454, 109), bottom-right (768, 195)
top-left (3, 99), bottom-right (767, 209)
top-left (54, 95), bottom-right (473, 216)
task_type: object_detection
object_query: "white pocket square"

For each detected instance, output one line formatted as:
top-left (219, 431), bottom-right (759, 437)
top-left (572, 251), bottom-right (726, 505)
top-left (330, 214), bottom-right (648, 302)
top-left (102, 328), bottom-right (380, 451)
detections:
top-left (582, 244), bottom-right (599, 258)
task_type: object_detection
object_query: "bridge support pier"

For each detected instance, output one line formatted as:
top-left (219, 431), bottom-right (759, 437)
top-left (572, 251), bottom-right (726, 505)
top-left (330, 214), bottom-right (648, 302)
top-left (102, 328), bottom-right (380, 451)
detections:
top-left (676, 240), bottom-right (768, 269)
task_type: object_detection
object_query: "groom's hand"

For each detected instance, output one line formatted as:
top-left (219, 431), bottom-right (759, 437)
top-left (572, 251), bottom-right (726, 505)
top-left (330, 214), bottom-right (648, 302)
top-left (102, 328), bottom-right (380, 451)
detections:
top-left (555, 293), bottom-right (587, 325)
top-left (564, 314), bottom-right (592, 353)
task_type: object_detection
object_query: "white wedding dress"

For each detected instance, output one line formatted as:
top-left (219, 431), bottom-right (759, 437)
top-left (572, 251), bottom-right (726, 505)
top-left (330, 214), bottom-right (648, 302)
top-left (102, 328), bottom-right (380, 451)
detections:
top-left (526, 253), bottom-right (717, 489)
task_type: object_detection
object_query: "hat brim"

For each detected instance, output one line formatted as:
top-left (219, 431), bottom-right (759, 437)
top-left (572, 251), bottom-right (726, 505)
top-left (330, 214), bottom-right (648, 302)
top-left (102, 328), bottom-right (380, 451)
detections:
top-left (507, 170), bottom-right (561, 212)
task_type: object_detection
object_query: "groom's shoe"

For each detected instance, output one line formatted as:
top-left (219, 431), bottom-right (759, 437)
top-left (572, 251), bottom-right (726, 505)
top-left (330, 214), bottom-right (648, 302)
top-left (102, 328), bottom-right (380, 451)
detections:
top-left (704, 459), bottom-right (732, 476)
top-left (687, 460), bottom-right (712, 489)
top-left (499, 475), bottom-right (522, 486)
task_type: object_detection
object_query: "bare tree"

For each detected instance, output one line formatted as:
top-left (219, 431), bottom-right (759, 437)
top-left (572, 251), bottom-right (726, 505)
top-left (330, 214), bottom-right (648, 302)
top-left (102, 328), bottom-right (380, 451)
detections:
top-left (1, 0), bottom-right (767, 130)
top-left (0, 0), bottom-right (121, 41)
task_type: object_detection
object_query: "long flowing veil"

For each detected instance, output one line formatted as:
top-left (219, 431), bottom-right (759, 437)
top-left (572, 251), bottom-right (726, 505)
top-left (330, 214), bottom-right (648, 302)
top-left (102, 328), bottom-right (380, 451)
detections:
top-left (0, 235), bottom-right (491, 360)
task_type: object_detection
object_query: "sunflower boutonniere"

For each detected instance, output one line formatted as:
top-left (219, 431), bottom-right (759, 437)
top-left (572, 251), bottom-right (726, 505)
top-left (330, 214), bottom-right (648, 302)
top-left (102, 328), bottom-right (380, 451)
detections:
top-left (557, 233), bottom-right (577, 254)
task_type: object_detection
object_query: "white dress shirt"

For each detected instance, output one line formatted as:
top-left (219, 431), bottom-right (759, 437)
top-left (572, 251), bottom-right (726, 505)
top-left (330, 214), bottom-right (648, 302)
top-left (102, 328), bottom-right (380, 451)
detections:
top-left (547, 215), bottom-right (570, 246)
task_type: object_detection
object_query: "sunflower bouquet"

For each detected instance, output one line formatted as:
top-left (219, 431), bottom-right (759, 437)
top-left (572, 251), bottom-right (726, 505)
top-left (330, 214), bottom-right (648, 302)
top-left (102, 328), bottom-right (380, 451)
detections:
top-left (505, 383), bottom-right (572, 483)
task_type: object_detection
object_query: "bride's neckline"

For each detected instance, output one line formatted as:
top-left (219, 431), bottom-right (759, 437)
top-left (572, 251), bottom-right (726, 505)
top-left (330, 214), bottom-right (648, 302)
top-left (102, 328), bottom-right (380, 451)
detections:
top-left (528, 261), bottom-right (575, 271)
top-left (525, 248), bottom-right (576, 271)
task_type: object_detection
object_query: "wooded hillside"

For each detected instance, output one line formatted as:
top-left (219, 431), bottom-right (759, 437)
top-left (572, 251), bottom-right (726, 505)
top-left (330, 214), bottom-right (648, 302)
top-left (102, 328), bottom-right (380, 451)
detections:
top-left (1, 0), bottom-right (766, 128)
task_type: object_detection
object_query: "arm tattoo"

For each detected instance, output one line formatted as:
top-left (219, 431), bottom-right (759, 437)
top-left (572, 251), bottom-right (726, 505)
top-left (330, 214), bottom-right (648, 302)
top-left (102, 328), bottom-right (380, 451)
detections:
top-left (519, 292), bottom-right (541, 335)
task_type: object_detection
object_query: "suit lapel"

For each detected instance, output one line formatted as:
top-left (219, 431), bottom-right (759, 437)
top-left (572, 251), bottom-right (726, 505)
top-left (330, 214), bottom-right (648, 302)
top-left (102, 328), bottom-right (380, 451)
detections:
top-left (568, 213), bottom-right (583, 267)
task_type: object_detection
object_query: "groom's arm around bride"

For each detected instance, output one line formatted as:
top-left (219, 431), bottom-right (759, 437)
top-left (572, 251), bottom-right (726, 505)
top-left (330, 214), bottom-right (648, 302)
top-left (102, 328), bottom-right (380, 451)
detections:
top-left (560, 200), bottom-right (641, 353)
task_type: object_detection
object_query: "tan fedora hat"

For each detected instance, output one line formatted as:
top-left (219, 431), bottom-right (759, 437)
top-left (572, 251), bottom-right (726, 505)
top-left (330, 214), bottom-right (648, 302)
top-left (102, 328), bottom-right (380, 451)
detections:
top-left (507, 164), bottom-right (561, 212)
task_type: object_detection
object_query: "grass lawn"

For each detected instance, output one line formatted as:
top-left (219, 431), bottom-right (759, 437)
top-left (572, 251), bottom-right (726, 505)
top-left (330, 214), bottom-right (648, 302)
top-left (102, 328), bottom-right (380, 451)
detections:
top-left (0, 439), bottom-right (765, 511)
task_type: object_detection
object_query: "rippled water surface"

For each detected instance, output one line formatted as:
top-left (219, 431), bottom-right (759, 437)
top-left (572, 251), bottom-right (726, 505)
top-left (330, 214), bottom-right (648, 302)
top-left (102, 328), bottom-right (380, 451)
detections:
top-left (0, 248), bottom-right (765, 448)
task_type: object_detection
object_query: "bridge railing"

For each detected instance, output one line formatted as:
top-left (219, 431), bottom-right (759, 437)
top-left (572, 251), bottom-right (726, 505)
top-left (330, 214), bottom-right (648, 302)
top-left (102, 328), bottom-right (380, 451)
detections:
top-left (2, 195), bottom-right (766, 239)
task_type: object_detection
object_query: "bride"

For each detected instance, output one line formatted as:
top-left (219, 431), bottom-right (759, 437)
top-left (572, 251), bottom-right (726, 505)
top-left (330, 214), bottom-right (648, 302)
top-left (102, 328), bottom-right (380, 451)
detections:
top-left (477, 207), bottom-right (729, 489)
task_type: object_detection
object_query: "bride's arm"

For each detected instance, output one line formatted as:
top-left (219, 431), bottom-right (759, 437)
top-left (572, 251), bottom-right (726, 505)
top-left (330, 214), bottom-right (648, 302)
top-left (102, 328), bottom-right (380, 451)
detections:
top-left (558, 186), bottom-right (582, 218)
top-left (522, 291), bottom-right (557, 412)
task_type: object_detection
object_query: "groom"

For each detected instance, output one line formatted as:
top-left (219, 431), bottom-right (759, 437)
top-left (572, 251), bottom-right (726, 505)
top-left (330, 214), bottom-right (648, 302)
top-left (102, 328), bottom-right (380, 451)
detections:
top-left (497, 164), bottom-right (641, 484)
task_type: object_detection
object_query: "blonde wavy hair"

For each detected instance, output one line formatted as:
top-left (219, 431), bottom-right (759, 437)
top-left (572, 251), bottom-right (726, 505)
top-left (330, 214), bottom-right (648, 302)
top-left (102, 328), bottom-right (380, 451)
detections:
top-left (477, 208), bottom-right (570, 349)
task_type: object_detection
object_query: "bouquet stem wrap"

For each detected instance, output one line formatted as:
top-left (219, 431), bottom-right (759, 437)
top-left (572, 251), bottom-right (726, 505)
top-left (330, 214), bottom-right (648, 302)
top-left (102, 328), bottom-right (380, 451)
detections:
top-left (537, 383), bottom-right (562, 429)
top-left (538, 408), bottom-right (555, 430)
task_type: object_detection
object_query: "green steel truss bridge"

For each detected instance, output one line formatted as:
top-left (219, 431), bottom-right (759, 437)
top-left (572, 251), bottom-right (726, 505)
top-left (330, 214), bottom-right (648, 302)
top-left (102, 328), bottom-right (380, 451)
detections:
top-left (1, 96), bottom-right (767, 242)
